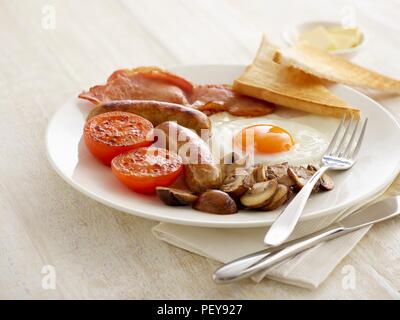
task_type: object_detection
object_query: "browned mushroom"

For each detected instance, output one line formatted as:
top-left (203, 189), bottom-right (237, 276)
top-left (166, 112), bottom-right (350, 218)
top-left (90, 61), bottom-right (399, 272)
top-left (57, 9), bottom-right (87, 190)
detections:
top-left (306, 164), bottom-right (334, 191)
top-left (222, 155), bottom-right (250, 178)
top-left (220, 167), bottom-right (255, 198)
top-left (319, 173), bottom-right (335, 191)
top-left (193, 190), bottom-right (238, 214)
top-left (240, 179), bottom-right (278, 209)
top-left (262, 184), bottom-right (290, 211)
top-left (307, 164), bottom-right (319, 172)
top-left (255, 163), bottom-right (294, 186)
top-left (287, 166), bottom-right (320, 192)
top-left (156, 187), bottom-right (198, 206)
top-left (267, 162), bottom-right (288, 178)
top-left (267, 163), bottom-right (295, 187)
top-left (253, 163), bottom-right (268, 182)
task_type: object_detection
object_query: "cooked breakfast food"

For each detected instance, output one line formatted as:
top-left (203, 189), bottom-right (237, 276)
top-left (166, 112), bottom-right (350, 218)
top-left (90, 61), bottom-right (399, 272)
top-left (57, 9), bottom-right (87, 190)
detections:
top-left (111, 147), bottom-right (183, 194)
top-left (192, 190), bottom-right (238, 215)
top-left (157, 159), bottom-right (334, 213)
top-left (155, 121), bottom-right (222, 193)
top-left (80, 67), bottom-right (275, 118)
top-left (80, 31), bottom-right (400, 215)
top-left (79, 67), bottom-right (193, 105)
top-left (156, 187), bottom-right (198, 206)
top-left (84, 111), bottom-right (154, 165)
top-left (191, 84), bottom-right (275, 116)
top-left (233, 35), bottom-right (361, 119)
top-left (87, 100), bottom-right (211, 134)
top-left (209, 112), bottom-right (337, 166)
top-left (78, 60), bottom-right (343, 214)
top-left (276, 42), bottom-right (400, 93)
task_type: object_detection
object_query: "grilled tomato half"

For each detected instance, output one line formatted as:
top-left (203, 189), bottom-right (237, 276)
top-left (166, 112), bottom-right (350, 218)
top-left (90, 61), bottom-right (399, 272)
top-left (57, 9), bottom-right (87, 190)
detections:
top-left (111, 147), bottom-right (183, 194)
top-left (84, 111), bottom-right (154, 165)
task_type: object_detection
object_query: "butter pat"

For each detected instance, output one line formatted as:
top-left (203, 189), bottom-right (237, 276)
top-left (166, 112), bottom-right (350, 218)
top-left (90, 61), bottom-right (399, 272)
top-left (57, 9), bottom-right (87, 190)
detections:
top-left (298, 25), bottom-right (362, 52)
top-left (328, 27), bottom-right (362, 50)
top-left (298, 26), bottom-right (337, 51)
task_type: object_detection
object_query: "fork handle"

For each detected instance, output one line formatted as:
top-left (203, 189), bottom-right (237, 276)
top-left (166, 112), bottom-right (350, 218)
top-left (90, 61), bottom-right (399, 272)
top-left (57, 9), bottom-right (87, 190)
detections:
top-left (264, 166), bottom-right (329, 246)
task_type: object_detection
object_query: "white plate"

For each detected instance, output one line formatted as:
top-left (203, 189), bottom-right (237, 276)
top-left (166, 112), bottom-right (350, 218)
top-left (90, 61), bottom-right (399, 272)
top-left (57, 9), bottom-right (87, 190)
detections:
top-left (46, 65), bottom-right (400, 228)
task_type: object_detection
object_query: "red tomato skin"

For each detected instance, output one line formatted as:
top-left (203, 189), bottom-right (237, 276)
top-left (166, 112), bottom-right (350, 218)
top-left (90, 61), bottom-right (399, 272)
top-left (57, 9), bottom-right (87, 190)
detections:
top-left (111, 166), bottom-right (183, 194)
top-left (83, 112), bottom-right (154, 166)
top-left (84, 133), bottom-right (152, 166)
top-left (111, 148), bottom-right (183, 194)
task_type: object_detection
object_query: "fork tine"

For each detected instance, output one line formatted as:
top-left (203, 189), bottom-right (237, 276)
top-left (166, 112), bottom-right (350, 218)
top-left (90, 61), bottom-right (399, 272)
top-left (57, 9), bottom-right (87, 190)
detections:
top-left (342, 118), bottom-right (360, 158)
top-left (325, 113), bottom-right (346, 155)
top-left (333, 113), bottom-right (355, 157)
top-left (348, 118), bottom-right (368, 160)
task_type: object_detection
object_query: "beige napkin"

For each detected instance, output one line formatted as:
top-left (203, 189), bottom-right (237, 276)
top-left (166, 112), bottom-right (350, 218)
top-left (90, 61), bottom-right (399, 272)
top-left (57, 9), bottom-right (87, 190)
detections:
top-left (153, 175), bottom-right (400, 289)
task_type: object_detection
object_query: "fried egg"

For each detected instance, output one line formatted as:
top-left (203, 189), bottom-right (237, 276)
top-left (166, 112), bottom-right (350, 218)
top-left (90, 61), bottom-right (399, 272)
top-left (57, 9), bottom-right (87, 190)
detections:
top-left (209, 111), bottom-right (340, 166)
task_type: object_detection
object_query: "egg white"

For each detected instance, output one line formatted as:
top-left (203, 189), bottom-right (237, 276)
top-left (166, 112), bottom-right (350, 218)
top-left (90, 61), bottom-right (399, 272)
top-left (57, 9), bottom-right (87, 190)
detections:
top-left (209, 112), bottom-right (340, 166)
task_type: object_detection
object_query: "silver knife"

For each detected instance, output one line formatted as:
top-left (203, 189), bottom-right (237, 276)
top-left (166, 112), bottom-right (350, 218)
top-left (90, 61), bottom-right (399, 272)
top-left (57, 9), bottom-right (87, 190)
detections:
top-left (213, 196), bottom-right (400, 284)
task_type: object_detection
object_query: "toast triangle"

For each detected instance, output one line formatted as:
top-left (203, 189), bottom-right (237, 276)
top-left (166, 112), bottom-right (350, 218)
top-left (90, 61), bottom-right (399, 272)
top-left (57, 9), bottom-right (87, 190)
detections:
top-left (277, 42), bottom-right (400, 93)
top-left (233, 35), bottom-right (360, 118)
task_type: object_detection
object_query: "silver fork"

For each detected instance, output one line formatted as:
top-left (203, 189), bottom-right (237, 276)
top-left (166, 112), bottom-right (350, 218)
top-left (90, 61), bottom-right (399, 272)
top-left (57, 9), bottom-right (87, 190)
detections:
top-left (264, 113), bottom-right (368, 247)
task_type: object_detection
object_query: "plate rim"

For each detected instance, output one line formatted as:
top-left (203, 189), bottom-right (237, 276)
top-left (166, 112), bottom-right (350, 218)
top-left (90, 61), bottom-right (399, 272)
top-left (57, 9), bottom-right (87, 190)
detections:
top-left (46, 64), bottom-right (400, 228)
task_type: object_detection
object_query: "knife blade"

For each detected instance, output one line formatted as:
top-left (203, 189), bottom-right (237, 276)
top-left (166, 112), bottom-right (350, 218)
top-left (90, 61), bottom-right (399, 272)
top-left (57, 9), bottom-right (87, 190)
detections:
top-left (213, 196), bottom-right (400, 284)
top-left (338, 196), bottom-right (400, 229)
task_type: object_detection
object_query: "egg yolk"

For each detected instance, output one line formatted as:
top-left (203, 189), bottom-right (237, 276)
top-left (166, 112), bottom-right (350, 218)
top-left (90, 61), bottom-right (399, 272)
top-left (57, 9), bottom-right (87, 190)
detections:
top-left (234, 124), bottom-right (294, 154)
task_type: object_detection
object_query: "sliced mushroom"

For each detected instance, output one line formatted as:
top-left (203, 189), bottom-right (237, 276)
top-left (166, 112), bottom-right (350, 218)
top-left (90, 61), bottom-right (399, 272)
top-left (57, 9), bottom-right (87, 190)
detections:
top-left (240, 179), bottom-right (278, 209)
top-left (220, 153), bottom-right (253, 184)
top-left (267, 162), bottom-right (289, 178)
top-left (267, 163), bottom-right (295, 187)
top-left (319, 173), bottom-right (334, 191)
top-left (262, 184), bottom-right (289, 211)
top-left (287, 166), bottom-right (320, 192)
top-left (307, 164), bottom-right (334, 191)
top-left (220, 167), bottom-right (255, 198)
top-left (156, 187), bottom-right (198, 206)
top-left (254, 164), bottom-right (267, 182)
top-left (193, 190), bottom-right (238, 214)
top-left (307, 164), bottom-right (319, 172)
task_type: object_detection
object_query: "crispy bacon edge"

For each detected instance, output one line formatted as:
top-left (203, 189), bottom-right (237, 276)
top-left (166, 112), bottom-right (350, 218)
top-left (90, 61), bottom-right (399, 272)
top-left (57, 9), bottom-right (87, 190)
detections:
top-left (78, 66), bottom-right (194, 104)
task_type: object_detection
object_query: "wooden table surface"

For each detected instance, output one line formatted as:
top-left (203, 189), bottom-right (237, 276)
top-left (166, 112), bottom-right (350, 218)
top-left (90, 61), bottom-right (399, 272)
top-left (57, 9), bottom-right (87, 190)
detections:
top-left (1, 0), bottom-right (400, 299)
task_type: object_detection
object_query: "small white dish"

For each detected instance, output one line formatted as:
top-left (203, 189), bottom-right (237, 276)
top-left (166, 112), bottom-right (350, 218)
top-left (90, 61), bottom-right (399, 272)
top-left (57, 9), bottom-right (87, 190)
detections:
top-left (46, 65), bottom-right (400, 228)
top-left (282, 21), bottom-right (366, 59)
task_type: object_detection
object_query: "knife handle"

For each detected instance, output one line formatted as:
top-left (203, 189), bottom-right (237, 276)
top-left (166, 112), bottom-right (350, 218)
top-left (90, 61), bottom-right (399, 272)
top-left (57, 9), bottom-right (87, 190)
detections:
top-left (213, 224), bottom-right (347, 284)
